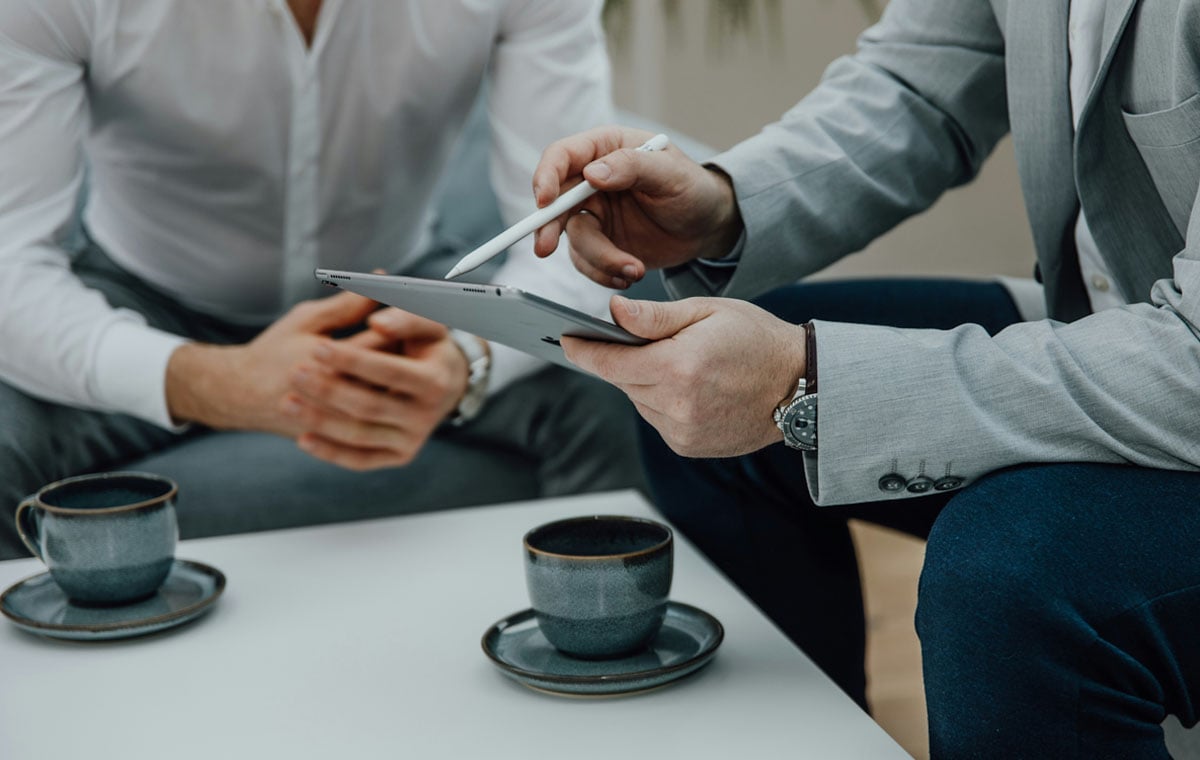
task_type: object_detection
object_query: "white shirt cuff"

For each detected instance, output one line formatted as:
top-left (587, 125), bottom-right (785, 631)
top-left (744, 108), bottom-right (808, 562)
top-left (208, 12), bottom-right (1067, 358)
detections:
top-left (486, 343), bottom-right (540, 397)
top-left (91, 321), bottom-right (190, 431)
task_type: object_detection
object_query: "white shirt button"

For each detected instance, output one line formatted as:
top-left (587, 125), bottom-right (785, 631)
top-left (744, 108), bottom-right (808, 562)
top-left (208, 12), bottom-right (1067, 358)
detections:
top-left (1091, 274), bottom-right (1111, 292)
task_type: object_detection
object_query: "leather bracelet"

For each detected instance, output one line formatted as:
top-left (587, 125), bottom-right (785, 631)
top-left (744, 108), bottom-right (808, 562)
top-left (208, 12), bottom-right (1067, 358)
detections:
top-left (802, 322), bottom-right (818, 394)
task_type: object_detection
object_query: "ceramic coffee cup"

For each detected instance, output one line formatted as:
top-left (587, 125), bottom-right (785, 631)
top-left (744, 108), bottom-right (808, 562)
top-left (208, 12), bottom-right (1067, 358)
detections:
top-left (15, 472), bottom-right (179, 606)
top-left (524, 515), bottom-right (673, 659)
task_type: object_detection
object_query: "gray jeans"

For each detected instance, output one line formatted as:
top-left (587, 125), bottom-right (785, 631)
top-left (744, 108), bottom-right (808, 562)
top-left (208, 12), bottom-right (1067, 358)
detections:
top-left (0, 241), bottom-right (645, 559)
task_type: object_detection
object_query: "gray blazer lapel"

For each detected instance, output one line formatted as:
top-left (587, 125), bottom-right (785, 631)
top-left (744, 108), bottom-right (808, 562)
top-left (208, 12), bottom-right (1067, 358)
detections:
top-left (1075, 0), bottom-right (1183, 303)
top-left (1006, 0), bottom-right (1089, 321)
top-left (1075, 0), bottom-right (1138, 126)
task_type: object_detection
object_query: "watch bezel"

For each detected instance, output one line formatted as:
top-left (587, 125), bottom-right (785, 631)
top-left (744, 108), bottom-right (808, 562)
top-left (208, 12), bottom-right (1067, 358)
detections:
top-left (778, 392), bottom-right (818, 451)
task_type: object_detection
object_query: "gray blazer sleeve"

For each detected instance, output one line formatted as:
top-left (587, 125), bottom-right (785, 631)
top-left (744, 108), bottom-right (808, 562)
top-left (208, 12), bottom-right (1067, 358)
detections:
top-left (664, 0), bottom-right (1010, 300)
top-left (807, 230), bottom-right (1200, 505)
top-left (658, 0), bottom-right (1200, 506)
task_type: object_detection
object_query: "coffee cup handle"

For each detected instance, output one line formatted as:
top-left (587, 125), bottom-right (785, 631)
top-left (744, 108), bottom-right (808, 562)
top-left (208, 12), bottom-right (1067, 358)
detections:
top-left (15, 497), bottom-right (43, 560)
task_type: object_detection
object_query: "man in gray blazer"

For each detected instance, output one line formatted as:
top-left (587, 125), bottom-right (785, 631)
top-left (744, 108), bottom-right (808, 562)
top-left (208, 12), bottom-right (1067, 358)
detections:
top-left (532, 0), bottom-right (1200, 755)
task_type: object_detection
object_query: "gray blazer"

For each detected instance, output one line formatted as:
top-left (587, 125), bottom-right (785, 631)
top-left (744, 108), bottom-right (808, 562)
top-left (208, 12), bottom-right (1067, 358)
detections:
top-left (666, 0), bottom-right (1200, 505)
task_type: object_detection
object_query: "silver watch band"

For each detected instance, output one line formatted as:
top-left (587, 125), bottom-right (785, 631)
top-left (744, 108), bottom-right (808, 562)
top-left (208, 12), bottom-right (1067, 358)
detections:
top-left (447, 329), bottom-right (490, 426)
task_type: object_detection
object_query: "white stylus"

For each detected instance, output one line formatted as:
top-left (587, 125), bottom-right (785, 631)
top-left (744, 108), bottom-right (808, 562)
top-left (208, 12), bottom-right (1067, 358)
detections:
top-left (443, 133), bottom-right (671, 280)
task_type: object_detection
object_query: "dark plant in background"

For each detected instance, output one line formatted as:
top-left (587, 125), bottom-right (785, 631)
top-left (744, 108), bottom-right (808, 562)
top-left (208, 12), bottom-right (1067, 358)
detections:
top-left (603, 0), bottom-right (884, 51)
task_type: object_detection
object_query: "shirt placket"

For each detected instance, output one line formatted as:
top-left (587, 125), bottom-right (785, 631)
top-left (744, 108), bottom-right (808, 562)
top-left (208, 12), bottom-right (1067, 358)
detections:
top-left (279, 8), bottom-right (322, 308)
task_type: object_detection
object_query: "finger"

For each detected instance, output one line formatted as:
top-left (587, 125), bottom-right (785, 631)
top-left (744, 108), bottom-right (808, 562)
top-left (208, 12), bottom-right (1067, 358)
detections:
top-left (532, 126), bottom-right (654, 207)
top-left (344, 328), bottom-right (394, 351)
top-left (288, 368), bottom-right (415, 427)
top-left (290, 290), bottom-right (381, 332)
top-left (534, 218), bottom-right (565, 257)
top-left (569, 241), bottom-right (626, 289)
top-left (560, 335), bottom-right (662, 386)
top-left (285, 395), bottom-right (419, 451)
top-left (533, 177), bottom-right (593, 257)
top-left (609, 295), bottom-right (714, 341)
top-left (565, 210), bottom-right (645, 286)
top-left (367, 308), bottom-right (449, 342)
top-left (296, 433), bottom-right (416, 472)
top-left (312, 341), bottom-right (449, 400)
top-left (582, 145), bottom-right (692, 197)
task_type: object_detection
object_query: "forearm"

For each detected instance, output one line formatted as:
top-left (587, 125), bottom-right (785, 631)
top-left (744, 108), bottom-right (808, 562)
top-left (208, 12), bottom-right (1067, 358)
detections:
top-left (807, 303), bottom-right (1200, 505)
top-left (669, 0), bottom-right (1009, 301)
top-left (0, 246), bottom-right (188, 428)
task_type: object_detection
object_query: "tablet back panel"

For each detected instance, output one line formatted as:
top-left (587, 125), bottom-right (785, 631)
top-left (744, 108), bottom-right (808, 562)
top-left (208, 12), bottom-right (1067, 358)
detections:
top-left (314, 270), bottom-right (647, 370)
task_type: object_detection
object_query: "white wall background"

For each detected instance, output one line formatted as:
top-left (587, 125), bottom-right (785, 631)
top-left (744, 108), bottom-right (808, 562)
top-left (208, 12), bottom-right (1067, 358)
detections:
top-left (606, 0), bottom-right (1036, 282)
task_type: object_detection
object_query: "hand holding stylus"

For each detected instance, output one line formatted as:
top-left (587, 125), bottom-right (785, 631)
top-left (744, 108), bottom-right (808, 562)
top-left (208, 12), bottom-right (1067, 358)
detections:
top-left (443, 134), bottom-right (670, 281)
top-left (529, 125), bottom-right (745, 289)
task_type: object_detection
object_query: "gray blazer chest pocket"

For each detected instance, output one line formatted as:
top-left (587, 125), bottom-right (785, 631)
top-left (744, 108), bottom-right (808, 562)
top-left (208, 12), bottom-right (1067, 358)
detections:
top-left (1122, 93), bottom-right (1200, 237)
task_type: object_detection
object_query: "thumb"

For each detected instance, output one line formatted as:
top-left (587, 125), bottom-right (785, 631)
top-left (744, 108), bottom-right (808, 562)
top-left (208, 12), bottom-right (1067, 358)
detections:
top-left (367, 307), bottom-right (449, 342)
top-left (295, 289), bottom-right (380, 332)
top-left (582, 147), bottom-right (688, 197)
top-left (610, 295), bottom-right (713, 341)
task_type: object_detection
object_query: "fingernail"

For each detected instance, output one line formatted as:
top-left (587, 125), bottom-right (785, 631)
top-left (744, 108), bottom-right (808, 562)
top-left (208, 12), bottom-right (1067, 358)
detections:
top-left (291, 368), bottom-right (310, 386)
top-left (314, 344), bottom-right (333, 361)
top-left (614, 295), bottom-right (639, 316)
top-left (282, 398), bottom-right (302, 416)
top-left (297, 436), bottom-right (316, 452)
top-left (622, 265), bottom-right (639, 280)
top-left (586, 161), bottom-right (612, 181)
top-left (611, 277), bottom-right (628, 289)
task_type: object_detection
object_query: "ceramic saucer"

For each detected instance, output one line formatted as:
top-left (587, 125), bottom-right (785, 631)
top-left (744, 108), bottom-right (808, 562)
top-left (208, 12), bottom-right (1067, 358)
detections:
top-left (0, 559), bottom-right (225, 642)
top-left (482, 601), bottom-right (723, 697)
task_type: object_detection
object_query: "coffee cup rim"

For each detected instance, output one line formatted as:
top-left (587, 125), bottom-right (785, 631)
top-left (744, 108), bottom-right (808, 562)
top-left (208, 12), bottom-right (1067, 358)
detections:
top-left (523, 515), bottom-right (672, 561)
top-left (28, 471), bottom-right (178, 516)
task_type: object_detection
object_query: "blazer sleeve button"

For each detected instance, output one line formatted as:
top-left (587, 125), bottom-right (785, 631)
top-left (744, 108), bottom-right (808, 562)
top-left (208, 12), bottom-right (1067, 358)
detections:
top-left (906, 476), bottom-right (936, 494)
top-left (934, 476), bottom-right (965, 491)
top-left (878, 474), bottom-right (907, 493)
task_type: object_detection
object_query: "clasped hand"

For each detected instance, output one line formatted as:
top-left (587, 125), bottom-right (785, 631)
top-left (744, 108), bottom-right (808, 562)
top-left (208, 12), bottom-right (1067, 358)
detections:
top-left (166, 290), bottom-right (469, 471)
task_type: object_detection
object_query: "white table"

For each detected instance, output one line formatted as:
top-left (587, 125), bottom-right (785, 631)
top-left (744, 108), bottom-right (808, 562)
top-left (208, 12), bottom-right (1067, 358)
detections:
top-left (0, 490), bottom-right (910, 759)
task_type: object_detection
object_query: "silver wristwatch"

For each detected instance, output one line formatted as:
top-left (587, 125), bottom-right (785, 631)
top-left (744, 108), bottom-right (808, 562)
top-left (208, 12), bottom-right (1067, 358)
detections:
top-left (447, 329), bottom-right (490, 426)
top-left (773, 322), bottom-right (818, 451)
top-left (773, 377), bottom-right (817, 451)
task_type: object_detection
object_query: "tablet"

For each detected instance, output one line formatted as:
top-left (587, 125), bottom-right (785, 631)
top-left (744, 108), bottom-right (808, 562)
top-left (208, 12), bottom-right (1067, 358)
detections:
top-left (314, 269), bottom-right (648, 370)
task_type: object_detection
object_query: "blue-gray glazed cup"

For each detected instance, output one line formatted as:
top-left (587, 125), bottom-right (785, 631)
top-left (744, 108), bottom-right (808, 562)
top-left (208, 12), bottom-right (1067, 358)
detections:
top-left (524, 515), bottom-right (673, 659)
top-left (15, 472), bottom-right (179, 606)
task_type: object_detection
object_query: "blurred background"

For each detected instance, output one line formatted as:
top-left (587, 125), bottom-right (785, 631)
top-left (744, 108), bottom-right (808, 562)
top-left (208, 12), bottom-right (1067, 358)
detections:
top-left (605, 0), bottom-right (1034, 283)
top-left (601, 3), bottom-right (1038, 757)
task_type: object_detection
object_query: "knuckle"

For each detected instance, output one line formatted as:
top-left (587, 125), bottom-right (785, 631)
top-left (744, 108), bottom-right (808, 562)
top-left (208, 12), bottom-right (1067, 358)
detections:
top-left (358, 396), bottom-right (387, 420)
top-left (651, 307), bottom-right (676, 336)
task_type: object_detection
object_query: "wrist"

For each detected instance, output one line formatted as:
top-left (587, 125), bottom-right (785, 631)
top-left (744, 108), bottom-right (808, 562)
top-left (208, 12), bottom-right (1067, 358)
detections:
top-left (773, 323), bottom-right (817, 451)
top-left (446, 331), bottom-right (491, 425)
top-left (698, 167), bottom-right (744, 261)
top-left (165, 342), bottom-right (237, 428)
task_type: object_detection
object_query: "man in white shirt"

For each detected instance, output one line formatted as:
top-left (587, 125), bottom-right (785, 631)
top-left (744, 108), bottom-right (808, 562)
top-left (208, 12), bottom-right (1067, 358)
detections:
top-left (531, 0), bottom-right (1200, 754)
top-left (0, 0), bottom-right (638, 559)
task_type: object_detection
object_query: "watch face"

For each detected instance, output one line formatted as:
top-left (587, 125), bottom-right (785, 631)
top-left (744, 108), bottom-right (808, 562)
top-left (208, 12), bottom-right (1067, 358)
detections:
top-left (780, 396), bottom-right (817, 450)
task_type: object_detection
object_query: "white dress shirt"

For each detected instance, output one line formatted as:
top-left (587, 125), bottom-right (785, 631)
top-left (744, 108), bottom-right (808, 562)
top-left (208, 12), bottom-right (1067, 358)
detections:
top-left (1070, 0), bottom-right (1127, 312)
top-left (0, 0), bottom-right (613, 428)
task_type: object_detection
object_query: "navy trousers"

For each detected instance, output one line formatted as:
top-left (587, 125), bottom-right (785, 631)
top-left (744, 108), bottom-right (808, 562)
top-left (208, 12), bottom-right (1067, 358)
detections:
top-left (641, 279), bottom-right (1200, 759)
